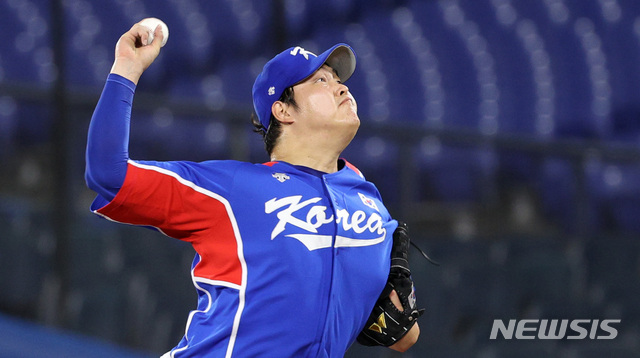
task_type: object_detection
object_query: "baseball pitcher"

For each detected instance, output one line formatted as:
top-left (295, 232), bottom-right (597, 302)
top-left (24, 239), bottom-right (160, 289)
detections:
top-left (85, 20), bottom-right (424, 357)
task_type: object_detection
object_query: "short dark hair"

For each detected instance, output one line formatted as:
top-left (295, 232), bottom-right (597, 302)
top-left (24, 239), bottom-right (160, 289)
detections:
top-left (252, 86), bottom-right (297, 155)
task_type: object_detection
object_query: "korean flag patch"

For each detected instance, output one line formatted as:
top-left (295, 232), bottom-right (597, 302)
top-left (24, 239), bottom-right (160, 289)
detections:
top-left (358, 192), bottom-right (379, 212)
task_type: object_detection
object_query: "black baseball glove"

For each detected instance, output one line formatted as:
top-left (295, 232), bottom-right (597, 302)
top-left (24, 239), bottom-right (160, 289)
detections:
top-left (356, 221), bottom-right (426, 347)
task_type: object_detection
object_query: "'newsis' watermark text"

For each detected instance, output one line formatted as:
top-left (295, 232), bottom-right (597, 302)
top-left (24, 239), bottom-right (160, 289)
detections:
top-left (490, 319), bottom-right (621, 340)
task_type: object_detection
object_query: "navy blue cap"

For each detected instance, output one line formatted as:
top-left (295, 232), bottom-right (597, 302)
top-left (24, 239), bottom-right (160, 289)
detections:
top-left (252, 43), bottom-right (357, 131)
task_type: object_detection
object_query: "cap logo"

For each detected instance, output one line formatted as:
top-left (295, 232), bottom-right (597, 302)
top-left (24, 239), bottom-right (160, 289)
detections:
top-left (268, 86), bottom-right (275, 96)
top-left (290, 46), bottom-right (317, 60)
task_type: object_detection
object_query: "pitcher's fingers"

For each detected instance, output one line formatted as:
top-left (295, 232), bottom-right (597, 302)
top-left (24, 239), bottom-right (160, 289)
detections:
top-left (126, 23), bottom-right (151, 48)
top-left (150, 25), bottom-right (164, 49)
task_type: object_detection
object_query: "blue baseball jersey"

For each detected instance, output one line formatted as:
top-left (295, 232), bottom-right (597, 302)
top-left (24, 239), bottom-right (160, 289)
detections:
top-left (91, 157), bottom-right (396, 357)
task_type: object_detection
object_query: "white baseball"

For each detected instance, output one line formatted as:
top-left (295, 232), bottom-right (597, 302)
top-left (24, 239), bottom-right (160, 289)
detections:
top-left (139, 18), bottom-right (169, 47)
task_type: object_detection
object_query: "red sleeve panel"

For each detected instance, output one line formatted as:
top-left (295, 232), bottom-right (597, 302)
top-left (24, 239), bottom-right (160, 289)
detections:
top-left (95, 161), bottom-right (243, 287)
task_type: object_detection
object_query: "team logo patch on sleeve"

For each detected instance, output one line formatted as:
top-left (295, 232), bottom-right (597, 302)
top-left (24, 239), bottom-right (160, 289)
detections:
top-left (272, 173), bottom-right (291, 183)
top-left (358, 193), bottom-right (379, 212)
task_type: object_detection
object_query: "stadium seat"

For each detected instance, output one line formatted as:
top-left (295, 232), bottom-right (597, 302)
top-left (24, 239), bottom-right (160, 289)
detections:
top-left (128, 111), bottom-right (231, 162)
top-left (537, 157), bottom-right (602, 234)
top-left (76, 285), bottom-right (126, 342)
top-left (0, 0), bottom-right (50, 84)
top-left (408, 0), bottom-right (485, 130)
top-left (0, 96), bottom-right (19, 161)
top-left (215, 58), bottom-right (257, 105)
top-left (586, 162), bottom-right (640, 233)
top-left (359, 9), bottom-right (428, 123)
top-left (415, 140), bottom-right (498, 203)
top-left (0, 202), bottom-right (52, 315)
top-left (585, 235), bottom-right (640, 299)
top-left (15, 100), bottom-right (53, 146)
top-left (503, 236), bottom-right (576, 311)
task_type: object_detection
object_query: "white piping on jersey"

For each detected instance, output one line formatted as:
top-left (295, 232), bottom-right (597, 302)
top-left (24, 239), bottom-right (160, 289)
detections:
top-left (93, 208), bottom-right (173, 238)
top-left (283, 234), bottom-right (386, 251)
top-left (170, 257), bottom-right (213, 358)
top-left (194, 277), bottom-right (242, 291)
top-left (334, 234), bottom-right (385, 248)
top-left (285, 234), bottom-right (333, 251)
top-left (98, 160), bottom-right (248, 358)
top-left (171, 276), bottom-right (244, 356)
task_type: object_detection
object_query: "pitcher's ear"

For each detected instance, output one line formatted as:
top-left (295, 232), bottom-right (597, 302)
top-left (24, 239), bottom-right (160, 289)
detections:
top-left (272, 101), bottom-right (295, 124)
